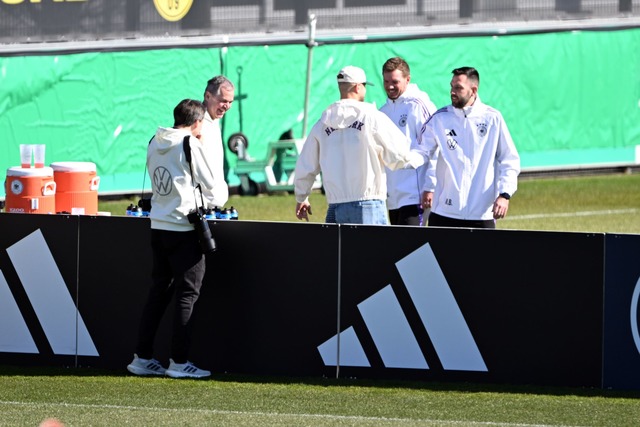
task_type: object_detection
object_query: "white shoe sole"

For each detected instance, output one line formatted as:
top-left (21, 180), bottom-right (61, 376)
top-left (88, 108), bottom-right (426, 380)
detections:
top-left (127, 364), bottom-right (166, 376)
top-left (165, 369), bottom-right (210, 379)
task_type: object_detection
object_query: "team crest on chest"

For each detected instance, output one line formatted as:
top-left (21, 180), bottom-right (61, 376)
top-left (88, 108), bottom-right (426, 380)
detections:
top-left (476, 122), bottom-right (488, 137)
top-left (398, 114), bottom-right (408, 127)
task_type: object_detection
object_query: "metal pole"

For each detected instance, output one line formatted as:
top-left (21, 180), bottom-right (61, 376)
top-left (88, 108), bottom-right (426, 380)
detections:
top-left (302, 14), bottom-right (317, 139)
top-left (236, 66), bottom-right (244, 133)
top-left (460, 0), bottom-right (473, 18)
top-left (259, 0), bottom-right (266, 25)
top-left (555, 0), bottom-right (581, 13)
top-left (619, 0), bottom-right (631, 12)
top-left (125, 0), bottom-right (140, 32)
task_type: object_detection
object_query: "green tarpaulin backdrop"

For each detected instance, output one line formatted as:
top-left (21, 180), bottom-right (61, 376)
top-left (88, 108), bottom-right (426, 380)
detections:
top-left (2, 28), bottom-right (639, 194)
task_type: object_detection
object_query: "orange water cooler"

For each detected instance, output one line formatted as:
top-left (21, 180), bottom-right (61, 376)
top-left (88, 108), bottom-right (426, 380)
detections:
top-left (51, 162), bottom-right (100, 215)
top-left (4, 167), bottom-right (57, 214)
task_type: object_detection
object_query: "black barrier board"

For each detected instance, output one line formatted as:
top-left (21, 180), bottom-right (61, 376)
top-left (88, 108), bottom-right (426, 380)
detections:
top-left (193, 220), bottom-right (339, 376)
top-left (603, 233), bottom-right (640, 390)
top-left (76, 218), bottom-right (339, 376)
top-left (332, 226), bottom-right (604, 387)
top-left (0, 213), bottom-right (615, 388)
top-left (0, 213), bottom-right (83, 367)
top-left (76, 215), bottom-right (154, 369)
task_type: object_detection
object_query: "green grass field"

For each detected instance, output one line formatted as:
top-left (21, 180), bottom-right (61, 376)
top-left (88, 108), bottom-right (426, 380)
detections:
top-left (3, 173), bottom-right (639, 426)
top-left (101, 173), bottom-right (640, 234)
top-left (2, 367), bottom-right (640, 426)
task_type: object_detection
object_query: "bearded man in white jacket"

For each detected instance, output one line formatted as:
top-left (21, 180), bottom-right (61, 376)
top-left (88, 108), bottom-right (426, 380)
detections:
top-left (380, 57), bottom-right (437, 226)
top-left (421, 67), bottom-right (520, 228)
top-left (294, 65), bottom-right (426, 225)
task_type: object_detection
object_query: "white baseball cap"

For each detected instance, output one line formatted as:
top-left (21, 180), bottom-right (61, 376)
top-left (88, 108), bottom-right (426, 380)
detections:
top-left (337, 66), bottom-right (374, 86)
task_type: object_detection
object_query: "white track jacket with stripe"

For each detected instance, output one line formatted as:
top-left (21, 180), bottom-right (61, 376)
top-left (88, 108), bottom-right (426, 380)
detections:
top-left (422, 98), bottom-right (520, 221)
top-left (380, 83), bottom-right (437, 210)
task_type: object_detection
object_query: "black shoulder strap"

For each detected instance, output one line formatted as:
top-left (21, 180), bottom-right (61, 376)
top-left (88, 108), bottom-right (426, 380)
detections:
top-left (182, 134), bottom-right (205, 209)
top-left (182, 135), bottom-right (193, 176)
top-left (182, 135), bottom-right (191, 162)
top-left (141, 134), bottom-right (156, 202)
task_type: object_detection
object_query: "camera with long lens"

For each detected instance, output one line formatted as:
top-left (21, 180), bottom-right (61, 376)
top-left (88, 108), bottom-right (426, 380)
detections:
top-left (187, 207), bottom-right (217, 254)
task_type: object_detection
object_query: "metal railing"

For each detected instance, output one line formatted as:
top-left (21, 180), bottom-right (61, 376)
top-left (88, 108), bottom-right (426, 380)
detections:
top-left (0, 1), bottom-right (638, 45)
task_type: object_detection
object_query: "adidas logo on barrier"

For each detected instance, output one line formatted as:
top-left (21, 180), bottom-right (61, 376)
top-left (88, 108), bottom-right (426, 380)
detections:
top-left (317, 243), bottom-right (487, 371)
top-left (0, 229), bottom-right (98, 356)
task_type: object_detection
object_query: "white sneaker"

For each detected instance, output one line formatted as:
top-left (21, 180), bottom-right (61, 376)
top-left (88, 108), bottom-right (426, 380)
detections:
top-left (165, 359), bottom-right (211, 379)
top-left (126, 354), bottom-right (167, 376)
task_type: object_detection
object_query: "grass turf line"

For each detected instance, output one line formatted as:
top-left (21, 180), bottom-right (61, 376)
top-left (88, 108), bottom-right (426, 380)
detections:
top-left (1, 370), bottom-right (639, 426)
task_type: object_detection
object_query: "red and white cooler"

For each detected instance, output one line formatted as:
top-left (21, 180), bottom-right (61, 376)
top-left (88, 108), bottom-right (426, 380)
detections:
top-left (51, 162), bottom-right (100, 215)
top-left (4, 166), bottom-right (56, 214)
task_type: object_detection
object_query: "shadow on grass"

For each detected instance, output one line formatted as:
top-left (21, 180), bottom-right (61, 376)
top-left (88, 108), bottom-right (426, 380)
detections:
top-left (2, 364), bottom-right (639, 399)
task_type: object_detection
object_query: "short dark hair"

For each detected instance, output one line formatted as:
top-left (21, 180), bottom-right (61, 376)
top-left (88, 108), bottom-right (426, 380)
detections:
top-left (452, 67), bottom-right (480, 85)
top-left (173, 99), bottom-right (205, 127)
top-left (382, 57), bottom-right (410, 77)
top-left (204, 75), bottom-right (234, 97)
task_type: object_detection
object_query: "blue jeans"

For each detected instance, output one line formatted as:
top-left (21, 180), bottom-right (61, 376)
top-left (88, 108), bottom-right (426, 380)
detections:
top-left (326, 200), bottom-right (389, 225)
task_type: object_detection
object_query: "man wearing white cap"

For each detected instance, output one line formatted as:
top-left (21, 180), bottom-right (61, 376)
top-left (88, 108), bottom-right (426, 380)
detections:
top-left (294, 65), bottom-right (427, 225)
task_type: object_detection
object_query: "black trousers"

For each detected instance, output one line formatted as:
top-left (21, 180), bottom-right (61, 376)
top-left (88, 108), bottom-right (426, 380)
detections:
top-left (428, 212), bottom-right (496, 229)
top-left (136, 228), bottom-right (205, 363)
top-left (389, 204), bottom-right (424, 226)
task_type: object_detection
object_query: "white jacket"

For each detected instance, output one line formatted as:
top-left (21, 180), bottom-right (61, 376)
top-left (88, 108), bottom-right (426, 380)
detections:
top-left (295, 99), bottom-right (425, 204)
top-left (422, 98), bottom-right (520, 220)
top-left (148, 125), bottom-right (228, 232)
top-left (380, 84), bottom-right (437, 210)
top-left (199, 112), bottom-right (229, 207)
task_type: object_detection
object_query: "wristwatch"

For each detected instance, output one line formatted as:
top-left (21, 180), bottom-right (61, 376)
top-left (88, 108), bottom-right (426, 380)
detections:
top-left (499, 192), bottom-right (511, 200)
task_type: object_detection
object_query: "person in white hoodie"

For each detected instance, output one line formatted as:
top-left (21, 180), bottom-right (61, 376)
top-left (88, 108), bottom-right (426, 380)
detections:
top-left (421, 67), bottom-right (520, 228)
top-left (294, 65), bottom-right (426, 225)
top-left (127, 97), bottom-right (230, 379)
top-left (380, 57), bottom-right (437, 226)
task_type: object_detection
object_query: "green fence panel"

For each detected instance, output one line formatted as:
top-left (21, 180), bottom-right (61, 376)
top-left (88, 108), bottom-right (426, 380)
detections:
top-left (1, 28), bottom-right (639, 195)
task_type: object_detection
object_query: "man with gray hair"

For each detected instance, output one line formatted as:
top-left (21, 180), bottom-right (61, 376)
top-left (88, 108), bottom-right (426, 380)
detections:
top-left (200, 75), bottom-right (235, 207)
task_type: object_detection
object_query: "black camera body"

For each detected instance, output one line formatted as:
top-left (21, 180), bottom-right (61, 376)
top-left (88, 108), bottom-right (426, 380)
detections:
top-left (138, 198), bottom-right (152, 213)
top-left (188, 207), bottom-right (217, 253)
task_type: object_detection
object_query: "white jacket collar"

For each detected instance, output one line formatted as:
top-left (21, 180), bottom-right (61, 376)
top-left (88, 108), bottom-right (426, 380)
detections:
top-left (452, 95), bottom-right (484, 117)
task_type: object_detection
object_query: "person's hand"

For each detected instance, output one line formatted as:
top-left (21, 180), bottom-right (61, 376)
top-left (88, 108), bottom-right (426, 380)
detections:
top-left (493, 196), bottom-right (510, 219)
top-left (421, 191), bottom-right (433, 210)
top-left (296, 201), bottom-right (312, 221)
